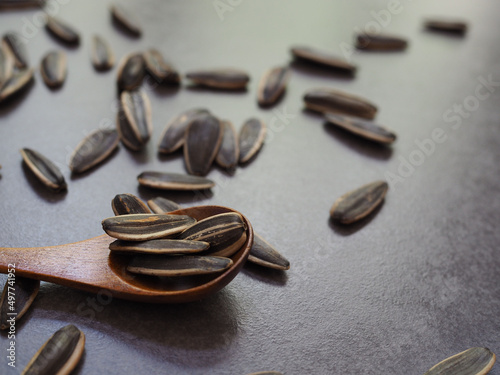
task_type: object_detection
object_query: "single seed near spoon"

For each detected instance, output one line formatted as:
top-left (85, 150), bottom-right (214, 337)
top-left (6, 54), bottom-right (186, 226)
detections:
top-left (0, 277), bottom-right (39, 330)
top-left (2, 32), bottom-right (29, 68)
top-left (112, 193), bottom-right (151, 215)
top-left (45, 16), bottom-right (80, 44)
top-left (147, 197), bottom-right (181, 213)
top-left (324, 113), bottom-right (396, 144)
top-left (0, 68), bottom-right (34, 103)
top-left (20, 148), bottom-right (66, 192)
top-left (143, 48), bottom-right (180, 84)
top-left (116, 53), bottom-right (145, 90)
top-left (102, 213), bottom-right (196, 241)
top-left (186, 68), bottom-right (249, 89)
top-left (290, 45), bottom-right (356, 74)
top-left (248, 234), bottom-right (290, 270)
top-left (239, 118), bottom-right (266, 163)
top-left (257, 66), bottom-right (290, 106)
top-left (120, 89), bottom-right (152, 146)
top-left (304, 88), bottom-right (377, 119)
top-left (90, 35), bottom-right (114, 71)
top-left (21, 324), bottom-right (85, 375)
top-left (69, 128), bottom-right (119, 173)
top-left (138, 171), bottom-right (215, 190)
top-left (330, 181), bottom-right (388, 224)
top-left (40, 50), bottom-right (67, 88)
top-left (423, 347), bottom-right (496, 375)
top-left (215, 119), bottom-right (239, 170)
top-left (109, 239), bottom-right (209, 254)
top-left (356, 33), bottom-right (408, 51)
top-left (424, 19), bottom-right (468, 34)
top-left (0, 44), bottom-right (14, 86)
top-left (110, 4), bottom-right (142, 36)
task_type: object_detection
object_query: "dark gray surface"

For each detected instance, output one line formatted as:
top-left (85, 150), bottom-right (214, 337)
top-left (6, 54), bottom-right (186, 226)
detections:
top-left (1, 1), bottom-right (500, 374)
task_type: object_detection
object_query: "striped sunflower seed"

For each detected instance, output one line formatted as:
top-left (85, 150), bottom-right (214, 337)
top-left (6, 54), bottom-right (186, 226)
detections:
top-left (248, 234), bottom-right (290, 270)
top-left (0, 0), bottom-right (45, 8)
top-left (21, 324), bottom-right (85, 375)
top-left (257, 66), bottom-right (290, 106)
top-left (109, 238), bottom-right (209, 254)
top-left (147, 197), bottom-right (181, 213)
top-left (304, 88), bottom-right (377, 119)
top-left (184, 114), bottom-right (223, 176)
top-left (425, 19), bottom-right (468, 34)
top-left (138, 171), bottom-right (215, 190)
top-left (0, 44), bottom-right (14, 86)
top-left (216, 120), bottom-right (239, 170)
top-left (69, 128), bottom-right (119, 173)
top-left (291, 46), bottom-right (356, 74)
top-left (158, 108), bottom-right (210, 154)
top-left (324, 113), bottom-right (396, 144)
top-left (20, 148), bottom-right (66, 192)
top-left (2, 32), bottom-right (29, 68)
top-left (116, 110), bottom-right (142, 151)
top-left (330, 181), bottom-right (388, 224)
top-left (116, 53), bottom-right (145, 91)
top-left (102, 213), bottom-right (196, 241)
top-left (45, 16), bottom-right (80, 45)
top-left (90, 35), bottom-right (114, 71)
top-left (179, 212), bottom-right (247, 257)
top-left (127, 255), bottom-right (233, 277)
top-left (110, 4), bottom-right (142, 37)
top-left (423, 347), bottom-right (496, 375)
top-left (143, 48), bottom-right (180, 84)
top-left (356, 33), bottom-right (408, 51)
top-left (239, 118), bottom-right (266, 163)
top-left (186, 68), bottom-right (249, 89)
top-left (119, 89), bottom-right (152, 149)
top-left (0, 68), bottom-right (33, 103)
top-left (0, 277), bottom-right (39, 330)
top-left (40, 50), bottom-right (67, 88)
top-left (112, 193), bottom-right (151, 215)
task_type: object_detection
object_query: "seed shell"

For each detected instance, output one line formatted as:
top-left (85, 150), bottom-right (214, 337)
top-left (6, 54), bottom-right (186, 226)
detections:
top-left (0, 44), bottom-right (14, 86)
top-left (45, 16), bottom-right (80, 45)
top-left (147, 197), bottom-right (181, 213)
top-left (257, 66), bottom-right (290, 106)
top-left (21, 324), bottom-right (85, 375)
top-left (291, 46), bottom-right (356, 73)
top-left (423, 347), bottom-right (496, 375)
top-left (239, 118), bottom-right (266, 163)
top-left (90, 35), bottom-right (114, 71)
top-left (116, 53), bottom-right (145, 91)
top-left (143, 48), bottom-right (180, 84)
top-left (20, 148), bottom-right (66, 192)
top-left (186, 68), bottom-right (249, 89)
top-left (0, 68), bottom-right (34, 103)
top-left (304, 88), bottom-right (377, 119)
top-left (69, 128), bottom-right (119, 173)
top-left (0, 277), bottom-right (40, 330)
top-left (158, 108), bottom-right (210, 154)
top-left (179, 212), bottom-right (247, 257)
top-left (116, 110), bottom-right (143, 151)
top-left (215, 120), bottom-right (239, 169)
top-left (424, 19), bottom-right (468, 34)
top-left (138, 171), bottom-right (215, 191)
top-left (184, 114), bottom-right (223, 176)
top-left (40, 50), bottom-right (67, 88)
top-left (102, 213), bottom-right (196, 241)
top-left (120, 89), bottom-right (152, 145)
top-left (109, 239), bottom-right (209, 254)
top-left (2, 32), bottom-right (29, 68)
top-left (112, 193), bottom-right (151, 215)
top-left (324, 113), bottom-right (396, 144)
top-left (110, 4), bottom-right (142, 36)
top-left (356, 33), bottom-right (408, 51)
top-left (248, 234), bottom-right (290, 270)
top-left (330, 180), bottom-right (388, 224)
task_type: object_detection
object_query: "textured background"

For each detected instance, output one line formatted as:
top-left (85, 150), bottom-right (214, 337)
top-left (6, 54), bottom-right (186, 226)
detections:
top-left (1, 0), bottom-right (500, 374)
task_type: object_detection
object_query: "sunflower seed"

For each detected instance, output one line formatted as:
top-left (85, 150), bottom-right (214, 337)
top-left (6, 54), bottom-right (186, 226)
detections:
top-left (40, 50), bottom-right (66, 88)
top-left (186, 68), bottom-right (249, 89)
top-left (0, 0), bottom-right (45, 8)
top-left (90, 35), bottom-right (114, 71)
top-left (184, 114), bottom-right (223, 176)
top-left (257, 66), bottom-right (290, 106)
top-left (423, 347), bottom-right (496, 375)
top-left (2, 32), bottom-right (28, 68)
top-left (356, 33), bottom-right (408, 51)
top-left (127, 255), bottom-right (232, 277)
top-left (21, 324), bottom-right (85, 375)
top-left (324, 113), bottom-right (396, 144)
top-left (116, 53), bottom-right (145, 91)
top-left (45, 16), bottom-right (80, 45)
top-left (0, 68), bottom-right (33, 103)
top-left (116, 110), bottom-right (143, 151)
top-left (158, 108), bottom-right (210, 154)
top-left (102, 213), bottom-right (196, 241)
top-left (304, 88), bottom-right (377, 119)
top-left (239, 118), bottom-right (266, 163)
top-left (179, 212), bottom-right (247, 257)
top-left (147, 197), bottom-right (181, 213)
top-left (20, 148), bottom-right (66, 192)
top-left (248, 234), bottom-right (290, 270)
top-left (216, 120), bottom-right (239, 169)
top-left (69, 128), bottom-right (119, 173)
top-left (120, 89), bottom-right (152, 147)
top-left (291, 46), bottom-right (356, 73)
top-left (424, 19), bottom-right (468, 34)
top-left (112, 193), bottom-right (151, 215)
top-left (0, 44), bottom-right (13, 86)
top-left (110, 4), bottom-right (142, 36)
top-left (143, 48), bottom-right (180, 84)
top-left (138, 171), bottom-right (215, 191)
top-left (110, 239), bottom-right (209, 254)
top-left (330, 181), bottom-right (388, 224)
top-left (0, 277), bottom-right (39, 330)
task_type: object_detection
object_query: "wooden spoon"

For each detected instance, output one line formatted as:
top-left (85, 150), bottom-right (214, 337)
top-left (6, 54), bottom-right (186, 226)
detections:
top-left (0, 205), bottom-right (253, 303)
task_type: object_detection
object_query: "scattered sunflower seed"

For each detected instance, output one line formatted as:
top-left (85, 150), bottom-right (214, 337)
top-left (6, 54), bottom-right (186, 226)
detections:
top-left (291, 46), bottom-right (356, 74)
top-left (20, 148), bottom-right (66, 192)
top-left (0, 68), bottom-right (33, 103)
top-left (116, 110), bottom-right (143, 151)
top-left (109, 238), bottom-right (209, 254)
top-left (215, 120), bottom-right (239, 170)
top-left (239, 118), bottom-right (266, 163)
top-left (324, 113), bottom-right (396, 144)
top-left (330, 180), bottom-right (388, 224)
top-left (2, 32), bottom-right (28, 68)
top-left (90, 35), bottom-right (114, 71)
top-left (143, 48), bottom-right (180, 84)
top-left (423, 347), bottom-right (496, 375)
top-left (69, 128), bottom-right (119, 173)
top-left (257, 66), bottom-right (290, 106)
top-left (102, 213), bottom-right (196, 241)
top-left (138, 171), bottom-right (215, 191)
top-left (179, 212), bottom-right (247, 257)
top-left (147, 197), bottom-right (181, 213)
top-left (45, 16), bottom-right (80, 45)
top-left (110, 4), bottom-right (142, 36)
top-left (120, 89), bottom-right (152, 147)
top-left (0, 0), bottom-right (45, 8)
top-left (21, 324), bottom-right (85, 375)
top-left (40, 50), bottom-right (67, 88)
top-left (424, 19), bottom-right (468, 34)
top-left (248, 234), bottom-right (290, 270)
top-left (116, 53), bottom-right (145, 91)
top-left (0, 44), bottom-right (13, 86)
top-left (0, 277), bottom-right (40, 330)
top-left (186, 68), bottom-right (249, 89)
top-left (112, 193), bottom-right (151, 215)
top-left (356, 33), bottom-right (408, 51)
top-left (304, 88), bottom-right (377, 119)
